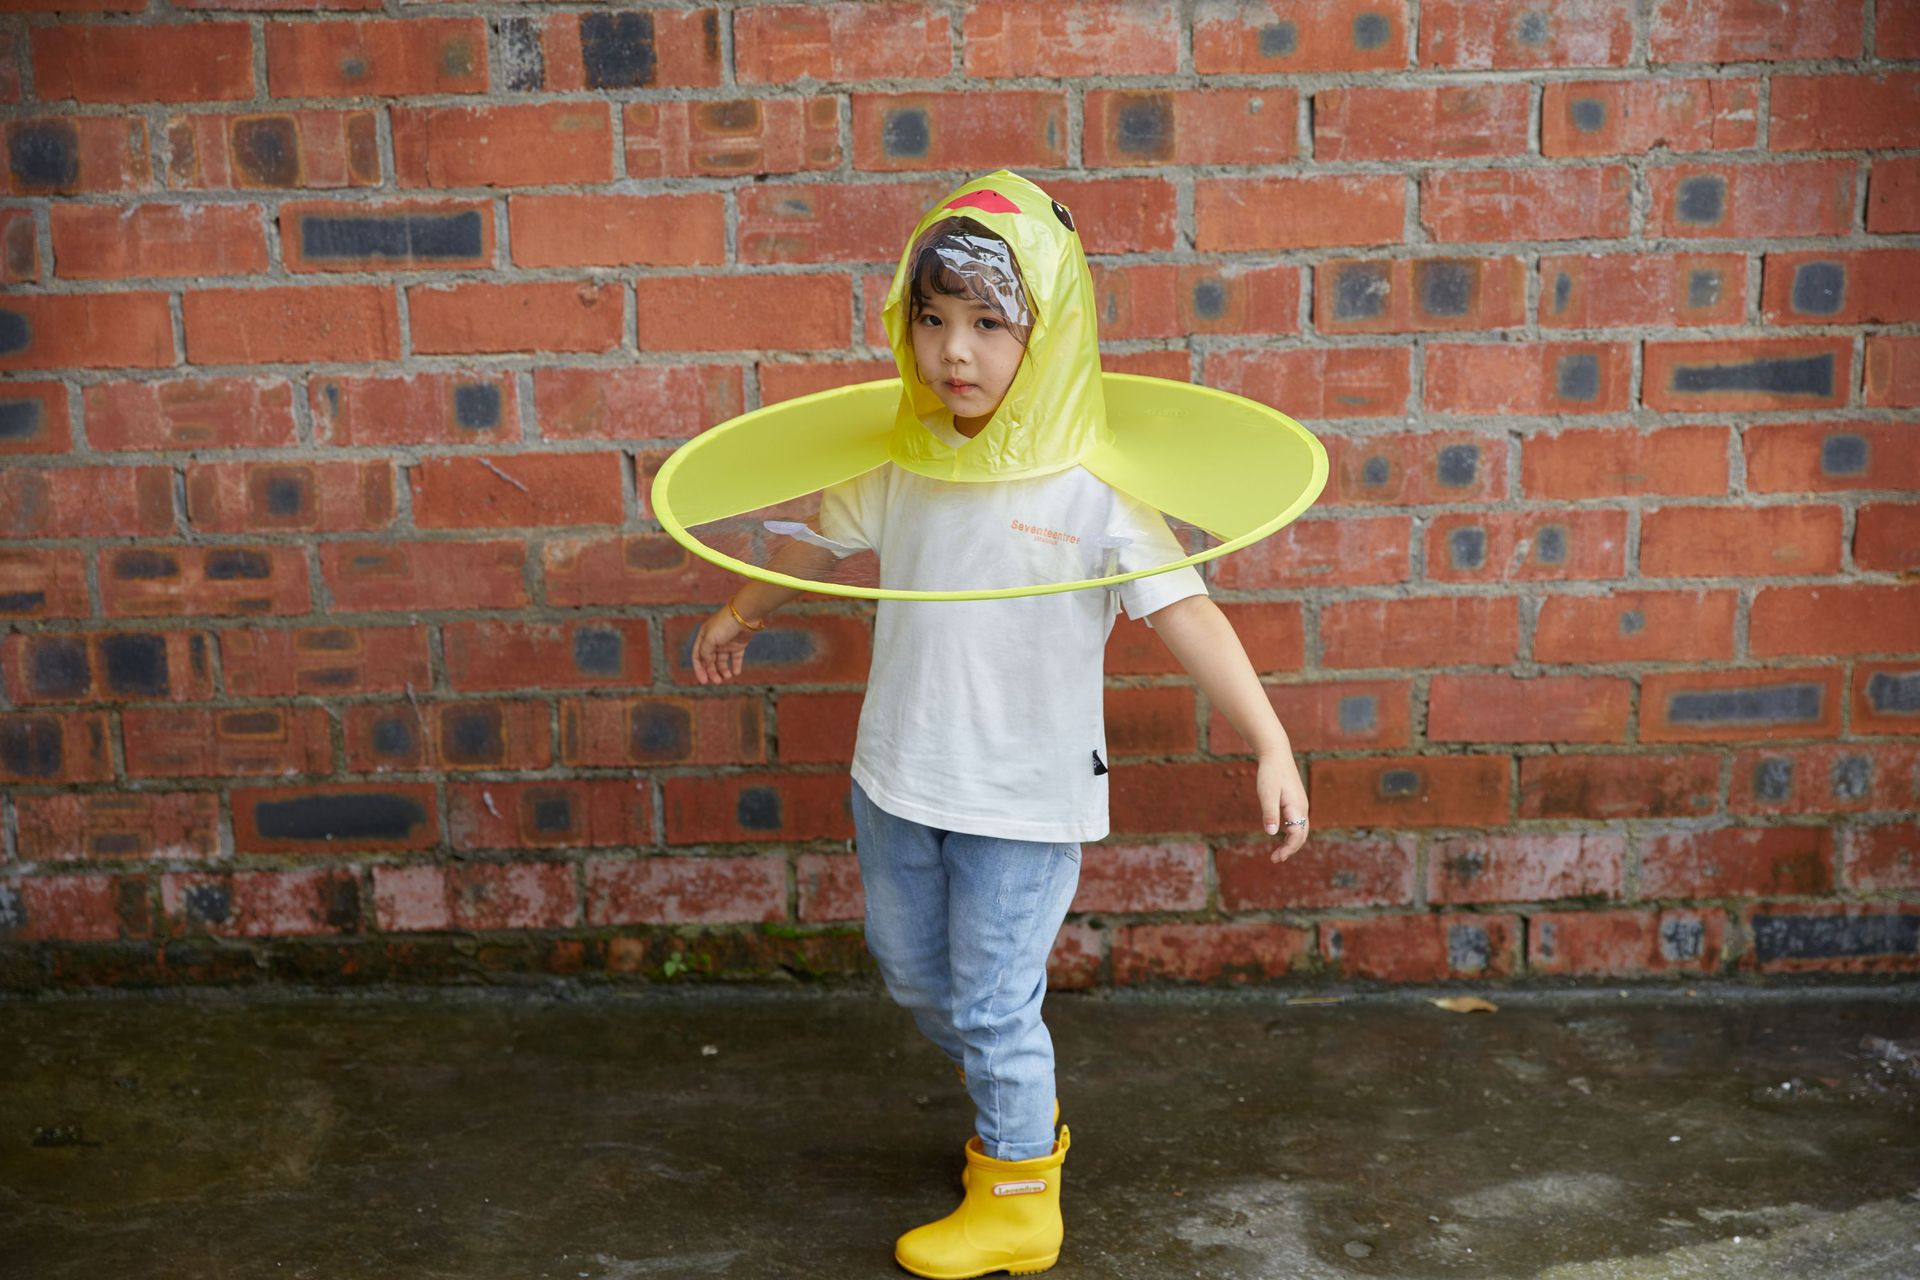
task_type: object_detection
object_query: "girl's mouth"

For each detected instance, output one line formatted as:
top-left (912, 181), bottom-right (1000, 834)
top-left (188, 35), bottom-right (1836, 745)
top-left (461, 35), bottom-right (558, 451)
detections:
top-left (947, 379), bottom-right (976, 393)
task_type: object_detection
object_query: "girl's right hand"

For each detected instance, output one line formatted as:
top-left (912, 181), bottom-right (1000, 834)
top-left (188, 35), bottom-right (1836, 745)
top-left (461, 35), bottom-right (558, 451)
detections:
top-left (691, 603), bottom-right (755, 685)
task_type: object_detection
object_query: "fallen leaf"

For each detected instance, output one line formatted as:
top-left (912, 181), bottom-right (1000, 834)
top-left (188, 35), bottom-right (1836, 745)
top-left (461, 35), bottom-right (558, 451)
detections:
top-left (1430, 996), bottom-right (1498, 1014)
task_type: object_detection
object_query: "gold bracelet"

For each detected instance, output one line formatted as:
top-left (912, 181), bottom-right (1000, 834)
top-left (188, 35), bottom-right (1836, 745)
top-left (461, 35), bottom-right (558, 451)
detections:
top-left (727, 596), bottom-right (764, 632)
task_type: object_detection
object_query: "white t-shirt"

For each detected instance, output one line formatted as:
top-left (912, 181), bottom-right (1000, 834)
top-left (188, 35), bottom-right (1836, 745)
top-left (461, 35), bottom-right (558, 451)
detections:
top-left (794, 453), bottom-right (1208, 843)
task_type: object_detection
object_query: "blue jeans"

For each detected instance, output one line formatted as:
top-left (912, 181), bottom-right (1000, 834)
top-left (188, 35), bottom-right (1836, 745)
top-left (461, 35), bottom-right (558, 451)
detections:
top-left (851, 777), bottom-right (1081, 1162)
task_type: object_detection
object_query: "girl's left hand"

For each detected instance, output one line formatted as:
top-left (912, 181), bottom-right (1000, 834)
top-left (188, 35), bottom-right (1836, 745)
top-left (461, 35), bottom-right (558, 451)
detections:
top-left (1257, 748), bottom-right (1309, 862)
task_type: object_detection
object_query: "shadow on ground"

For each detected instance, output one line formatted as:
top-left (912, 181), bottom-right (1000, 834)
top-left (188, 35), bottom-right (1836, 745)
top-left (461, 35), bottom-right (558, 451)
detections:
top-left (2, 983), bottom-right (1918, 1278)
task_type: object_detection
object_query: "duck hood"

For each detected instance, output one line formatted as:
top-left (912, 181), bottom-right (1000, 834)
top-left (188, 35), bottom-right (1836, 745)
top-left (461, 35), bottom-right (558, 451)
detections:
top-left (882, 169), bottom-right (1111, 482)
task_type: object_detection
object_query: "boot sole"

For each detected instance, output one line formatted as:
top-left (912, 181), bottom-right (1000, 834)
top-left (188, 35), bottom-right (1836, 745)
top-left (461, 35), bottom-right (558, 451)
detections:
top-left (893, 1251), bottom-right (1059, 1279)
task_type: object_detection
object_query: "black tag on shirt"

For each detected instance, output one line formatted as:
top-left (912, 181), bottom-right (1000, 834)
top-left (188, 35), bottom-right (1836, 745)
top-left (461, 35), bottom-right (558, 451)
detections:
top-left (1091, 750), bottom-right (1108, 776)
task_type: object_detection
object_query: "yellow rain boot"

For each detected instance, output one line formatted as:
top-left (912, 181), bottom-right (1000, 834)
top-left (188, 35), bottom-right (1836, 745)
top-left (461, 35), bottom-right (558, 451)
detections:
top-left (895, 1126), bottom-right (1071, 1279)
top-left (954, 1068), bottom-right (1057, 1190)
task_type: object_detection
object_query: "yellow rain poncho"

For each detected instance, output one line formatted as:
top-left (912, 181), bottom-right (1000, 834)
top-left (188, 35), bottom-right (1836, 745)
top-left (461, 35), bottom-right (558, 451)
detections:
top-left (652, 169), bottom-right (1327, 601)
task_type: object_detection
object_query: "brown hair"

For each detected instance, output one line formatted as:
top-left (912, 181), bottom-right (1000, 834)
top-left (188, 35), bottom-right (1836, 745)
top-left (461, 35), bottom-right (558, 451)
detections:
top-left (906, 216), bottom-right (1033, 346)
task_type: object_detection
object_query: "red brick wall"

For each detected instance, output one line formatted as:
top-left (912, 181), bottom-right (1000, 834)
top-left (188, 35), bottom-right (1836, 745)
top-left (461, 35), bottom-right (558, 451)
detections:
top-left (3, 0), bottom-right (1917, 988)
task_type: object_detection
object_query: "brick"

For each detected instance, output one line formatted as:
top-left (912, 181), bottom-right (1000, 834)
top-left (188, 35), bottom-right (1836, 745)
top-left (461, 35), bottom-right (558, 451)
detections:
top-left (1643, 337), bottom-right (1850, 413)
top-left (775, 691), bottom-right (862, 763)
top-left (15, 791), bottom-right (219, 863)
top-left (542, 532), bottom-right (744, 608)
top-left (635, 274), bottom-right (849, 352)
top-left (393, 103), bottom-right (614, 188)
top-left (281, 198), bottom-right (491, 273)
top-left (1310, 755), bottom-right (1510, 829)
top-left (964, 0), bottom-right (1177, 75)
top-left (1841, 825), bottom-right (1920, 893)
top-left (1770, 74), bottom-right (1920, 152)
top-left (1885, 0), bottom-right (1920, 57)
top-left (1647, 161), bottom-right (1854, 238)
top-left (1762, 251), bottom-right (1920, 326)
top-left (533, 365), bottom-right (741, 441)
top-left (1320, 912), bottom-right (1520, 982)
top-left (1425, 342), bottom-right (1631, 415)
top-left (1093, 262), bottom-right (1301, 340)
top-left (1048, 924), bottom-right (1103, 990)
top-left (735, 4), bottom-right (948, 83)
top-left (1324, 430), bottom-right (1504, 506)
top-left (1217, 832), bottom-right (1416, 910)
top-left (1315, 256), bottom-right (1526, 333)
top-left (1107, 685), bottom-right (1197, 757)
top-left (1518, 752), bottom-right (1719, 821)
top-left (231, 783), bottom-right (437, 853)
top-left (1541, 78), bottom-right (1759, 156)
top-left (0, 549), bottom-right (91, 620)
top-left (1744, 422), bottom-right (1920, 494)
top-left (1087, 89), bottom-right (1299, 168)
top-left (88, 377), bottom-right (298, 451)
top-left (1868, 158), bottom-right (1920, 233)
top-left (1856, 504), bottom-right (1920, 574)
top-left (1422, 166), bottom-right (1629, 243)
top-left (1535, 588), bottom-right (1737, 664)
top-left (510, 192), bottom-right (724, 269)
top-left (1314, 84), bottom-right (1529, 161)
top-left (1538, 253), bottom-right (1747, 329)
top-left (1107, 761), bottom-right (1259, 835)
top-left (624, 96), bottom-right (840, 179)
top-left (794, 851), bottom-right (863, 922)
top-left (1194, 174), bottom-right (1401, 250)
top-left (1420, 0), bottom-right (1630, 67)
top-left (661, 772), bottom-right (852, 844)
top-left (0, 381), bottom-right (69, 455)
top-left (1650, 0), bottom-right (1864, 61)
top-left (1058, 177), bottom-right (1188, 255)
top-left (1523, 425), bottom-right (1728, 499)
top-left (1641, 666), bottom-right (1843, 743)
top-left (187, 460), bottom-right (395, 534)
top-left (178, 0), bottom-right (382, 8)
top-left (663, 613), bottom-right (872, 687)
top-left (444, 619), bottom-right (650, 691)
top-left (344, 698), bottom-right (551, 773)
top-left (1730, 743), bottom-right (1920, 816)
top-left (1108, 602), bottom-right (1303, 677)
top-left (408, 452), bottom-right (623, 529)
top-left (559, 695), bottom-right (762, 768)
top-left (740, 180), bottom-right (948, 265)
top-left (1209, 515), bottom-right (1411, 590)
top-left (311, 371), bottom-right (517, 448)
top-left (3, 206), bottom-right (37, 281)
top-left (123, 704), bottom-right (330, 778)
top-left (1855, 663), bottom-right (1920, 736)
top-left (1203, 347), bottom-right (1409, 420)
top-left (1424, 509), bottom-right (1627, 583)
top-left (408, 281), bottom-right (623, 356)
top-left (0, 710), bottom-right (113, 782)
top-left (1430, 832), bottom-right (1626, 904)
top-left (6, 116), bottom-right (150, 195)
top-left (220, 625), bottom-right (432, 698)
top-left (1745, 901), bottom-right (1920, 974)
top-left (1641, 504), bottom-right (1843, 577)
top-left (1192, 0), bottom-right (1409, 73)
top-left (264, 18), bottom-right (486, 98)
top-left (373, 861), bottom-right (576, 933)
top-left (1320, 595), bottom-right (1518, 669)
top-left (852, 92), bottom-right (1067, 172)
top-left (507, 10), bottom-right (722, 92)
top-left (1751, 584), bottom-right (1920, 658)
top-left (1428, 674), bottom-right (1631, 744)
top-left (448, 778), bottom-right (651, 851)
top-left (166, 110), bottom-right (380, 191)
top-left (1211, 678), bottom-right (1411, 753)
top-left (0, 30), bottom-right (16, 104)
top-left (0, 293), bottom-right (173, 370)
top-left (184, 286), bottom-right (399, 365)
top-left (321, 540), bottom-right (528, 613)
top-left (162, 867), bottom-right (361, 939)
top-left (1113, 922), bottom-right (1312, 985)
top-left (1641, 826), bottom-right (1832, 899)
top-left (4, 630), bottom-right (213, 704)
top-left (1866, 336), bottom-right (1920, 408)
top-left (1, 465), bottom-right (172, 539)
top-left (33, 23), bottom-right (253, 103)
top-left (101, 545), bottom-right (311, 619)
top-left (2, 873), bottom-right (148, 942)
top-left (1072, 841), bottom-right (1207, 913)
top-left (1530, 907), bottom-right (1726, 976)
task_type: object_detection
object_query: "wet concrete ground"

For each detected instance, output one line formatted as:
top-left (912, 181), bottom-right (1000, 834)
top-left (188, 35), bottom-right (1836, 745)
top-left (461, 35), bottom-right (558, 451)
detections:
top-left (3, 983), bottom-right (1919, 1279)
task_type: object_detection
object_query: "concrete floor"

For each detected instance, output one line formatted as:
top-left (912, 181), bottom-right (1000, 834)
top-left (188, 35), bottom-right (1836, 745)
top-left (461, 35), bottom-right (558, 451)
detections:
top-left (3, 983), bottom-right (1919, 1279)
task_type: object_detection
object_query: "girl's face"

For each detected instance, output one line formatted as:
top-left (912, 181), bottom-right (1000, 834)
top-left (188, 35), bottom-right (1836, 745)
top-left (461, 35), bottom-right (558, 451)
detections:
top-left (910, 289), bottom-right (1027, 438)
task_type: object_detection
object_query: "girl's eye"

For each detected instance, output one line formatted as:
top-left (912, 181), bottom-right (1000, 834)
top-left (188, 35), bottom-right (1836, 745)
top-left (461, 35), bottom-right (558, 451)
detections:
top-left (978, 318), bottom-right (1001, 331)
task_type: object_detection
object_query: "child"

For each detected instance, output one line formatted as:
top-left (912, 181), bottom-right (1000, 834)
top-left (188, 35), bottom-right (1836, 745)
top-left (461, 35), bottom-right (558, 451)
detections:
top-left (690, 173), bottom-right (1309, 1279)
